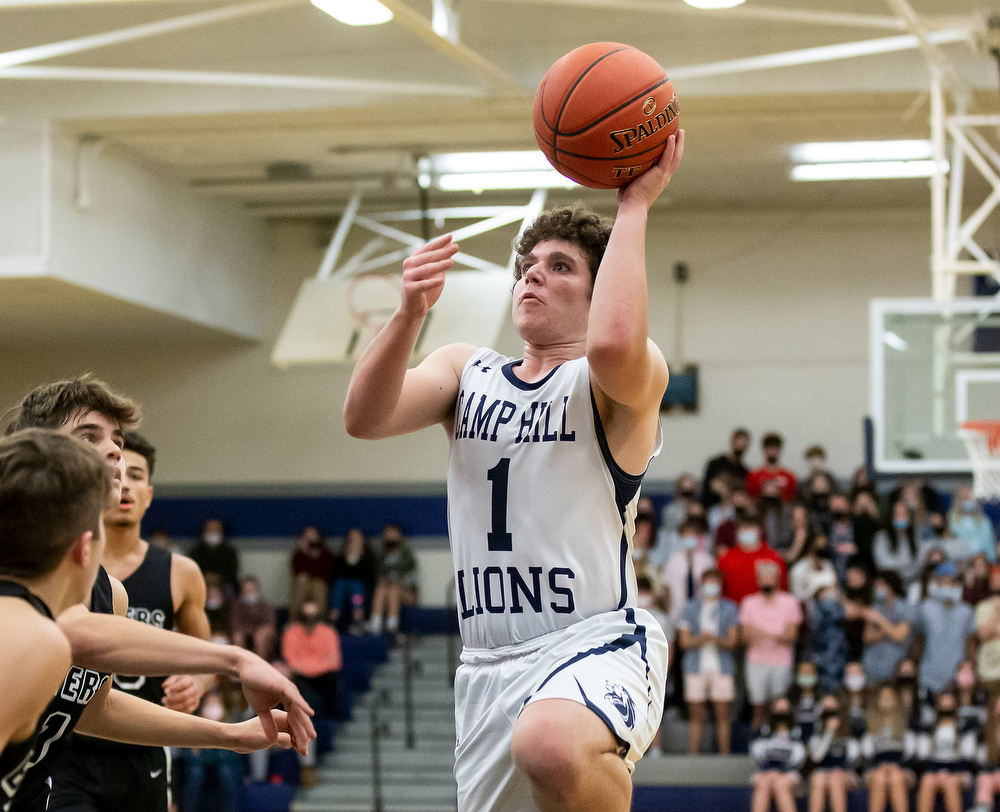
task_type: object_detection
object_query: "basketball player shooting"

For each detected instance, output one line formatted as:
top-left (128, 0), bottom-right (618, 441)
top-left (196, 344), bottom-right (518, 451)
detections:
top-left (344, 131), bottom-right (684, 812)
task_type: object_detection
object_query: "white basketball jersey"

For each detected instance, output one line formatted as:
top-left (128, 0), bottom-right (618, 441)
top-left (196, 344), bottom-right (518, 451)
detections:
top-left (447, 348), bottom-right (662, 650)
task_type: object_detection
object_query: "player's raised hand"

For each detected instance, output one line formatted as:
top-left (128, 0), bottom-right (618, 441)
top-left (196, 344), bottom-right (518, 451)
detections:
top-left (399, 234), bottom-right (459, 320)
top-left (617, 129), bottom-right (685, 210)
top-left (161, 674), bottom-right (206, 714)
top-left (234, 650), bottom-right (315, 756)
top-left (228, 709), bottom-right (293, 754)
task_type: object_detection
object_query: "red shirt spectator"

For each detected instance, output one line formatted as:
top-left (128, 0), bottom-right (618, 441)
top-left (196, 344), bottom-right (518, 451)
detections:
top-left (281, 612), bottom-right (343, 679)
top-left (746, 431), bottom-right (797, 503)
top-left (718, 515), bottom-right (787, 603)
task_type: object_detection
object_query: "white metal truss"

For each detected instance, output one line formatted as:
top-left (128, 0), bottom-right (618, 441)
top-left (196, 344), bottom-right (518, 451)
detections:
top-left (317, 189), bottom-right (548, 282)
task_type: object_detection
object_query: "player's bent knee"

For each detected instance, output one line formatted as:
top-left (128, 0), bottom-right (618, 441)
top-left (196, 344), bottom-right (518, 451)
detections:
top-left (511, 709), bottom-right (592, 800)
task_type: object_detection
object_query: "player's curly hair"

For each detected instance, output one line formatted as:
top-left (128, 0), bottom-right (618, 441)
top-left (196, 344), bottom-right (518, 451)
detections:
top-left (4, 374), bottom-right (139, 436)
top-left (512, 205), bottom-right (613, 289)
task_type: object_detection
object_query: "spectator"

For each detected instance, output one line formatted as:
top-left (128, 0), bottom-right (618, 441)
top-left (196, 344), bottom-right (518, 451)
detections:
top-left (714, 489), bottom-right (755, 551)
top-left (228, 574), bottom-right (277, 661)
top-left (851, 488), bottom-right (883, 573)
top-left (896, 658), bottom-right (935, 734)
top-left (908, 547), bottom-right (947, 605)
top-left (750, 698), bottom-right (806, 812)
top-left (329, 527), bottom-right (378, 634)
top-left (369, 524), bottom-right (418, 635)
top-left (718, 509), bottom-right (787, 604)
top-left (290, 525), bottom-right (335, 618)
top-left (759, 478), bottom-right (797, 559)
top-left (190, 518), bottom-right (239, 595)
top-left (280, 599), bottom-right (342, 722)
top-left (661, 474), bottom-right (699, 538)
top-left (863, 570), bottom-right (916, 684)
top-left (956, 660), bottom-right (988, 739)
top-left (976, 567), bottom-right (1000, 694)
top-left (741, 559), bottom-right (803, 731)
top-left (806, 693), bottom-right (861, 812)
top-left (802, 471), bottom-right (837, 534)
top-left (700, 427), bottom-right (751, 509)
top-left (828, 494), bottom-right (866, 577)
top-left (849, 465), bottom-right (876, 501)
top-left (661, 517), bottom-right (716, 627)
top-left (203, 573), bottom-right (231, 636)
top-left (965, 554), bottom-right (993, 606)
top-left (678, 569), bottom-right (738, 755)
top-left (791, 660), bottom-right (822, 743)
top-left (914, 691), bottom-right (976, 812)
top-left (633, 501), bottom-right (659, 582)
top-left (914, 562), bottom-right (976, 695)
top-left (789, 529), bottom-right (837, 603)
top-left (844, 661), bottom-right (869, 738)
top-left (746, 432), bottom-right (798, 504)
top-left (971, 694), bottom-right (1000, 812)
top-left (804, 444), bottom-right (831, 476)
top-left (843, 563), bottom-right (872, 661)
top-left (874, 501), bottom-right (922, 587)
top-left (807, 575), bottom-right (849, 695)
top-left (707, 473), bottom-right (742, 539)
top-left (861, 682), bottom-right (916, 812)
top-left (950, 485), bottom-right (997, 564)
top-left (176, 689), bottom-right (245, 812)
top-left (889, 478), bottom-right (943, 528)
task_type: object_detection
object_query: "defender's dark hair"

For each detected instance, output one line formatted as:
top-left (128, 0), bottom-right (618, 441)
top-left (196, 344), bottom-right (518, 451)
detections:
top-left (5, 374), bottom-right (139, 435)
top-left (513, 205), bottom-right (614, 288)
top-left (0, 429), bottom-right (113, 579)
top-left (123, 430), bottom-right (156, 481)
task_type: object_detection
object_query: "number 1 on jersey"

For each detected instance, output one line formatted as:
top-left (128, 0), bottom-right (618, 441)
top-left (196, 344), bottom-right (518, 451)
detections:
top-left (487, 457), bottom-right (513, 551)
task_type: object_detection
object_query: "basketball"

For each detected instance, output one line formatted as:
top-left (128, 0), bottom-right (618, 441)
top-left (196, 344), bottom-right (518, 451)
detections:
top-left (533, 42), bottom-right (679, 189)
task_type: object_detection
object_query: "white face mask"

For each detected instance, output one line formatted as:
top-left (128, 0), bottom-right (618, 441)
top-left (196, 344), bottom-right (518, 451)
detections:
top-left (845, 673), bottom-right (866, 693)
top-left (201, 699), bottom-right (226, 722)
top-left (204, 531), bottom-right (223, 547)
top-left (637, 593), bottom-right (654, 609)
top-left (737, 528), bottom-right (759, 548)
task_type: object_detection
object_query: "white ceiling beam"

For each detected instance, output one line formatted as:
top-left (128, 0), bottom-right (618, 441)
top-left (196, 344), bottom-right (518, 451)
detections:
top-left (882, 0), bottom-right (968, 95)
top-left (376, 0), bottom-right (524, 96)
top-left (0, 0), bottom-right (300, 68)
top-left (0, 65), bottom-right (485, 95)
top-left (667, 28), bottom-right (971, 82)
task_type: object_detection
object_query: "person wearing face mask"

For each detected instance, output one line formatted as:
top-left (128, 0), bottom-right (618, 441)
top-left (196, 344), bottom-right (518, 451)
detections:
top-left (863, 571), bottom-right (915, 684)
top-left (328, 528), bottom-right (377, 634)
top-left (229, 574), bottom-right (277, 661)
top-left (280, 600), bottom-right (342, 725)
top-left (806, 694), bottom-right (861, 812)
top-left (803, 472), bottom-right (837, 537)
top-left (970, 694), bottom-right (1000, 812)
top-left (804, 445), bottom-right (831, 479)
top-left (661, 474), bottom-right (699, 540)
top-left (740, 560), bottom-right (803, 732)
top-left (966, 554), bottom-right (994, 606)
top-left (175, 689), bottom-right (245, 812)
top-left (791, 661), bottom-right (822, 742)
top-left (750, 698), bottom-right (807, 812)
top-left (718, 509), bottom-right (787, 604)
top-left (874, 502), bottom-right (922, 587)
top-left (975, 567), bottom-right (1000, 694)
top-left (368, 524), bottom-right (418, 636)
top-left (949, 485), bottom-right (996, 564)
top-left (790, 530), bottom-right (838, 603)
top-left (747, 433), bottom-right (798, 505)
top-left (843, 662), bottom-right (869, 739)
top-left (290, 525), bottom-right (335, 620)
top-left (807, 577), bottom-right (849, 696)
top-left (189, 519), bottom-right (239, 597)
top-left (913, 562), bottom-right (976, 695)
top-left (915, 692), bottom-right (977, 812)
top-left (678, 569), bottom-right (738, 754)
top-left (908, 547), bottom-right (947, 606)
top-left (661, 517), bottom-right (715, 628)
top-left (700, 428), bottom-right (751, 510)
top-left (759, 479), bottom-right (797, 559)
top-left (954, 660), bottom-right (988, 739)
top-left (894, 659), bottom-right (935, 733)
top-left (862, 682), bottom-right (917, 812)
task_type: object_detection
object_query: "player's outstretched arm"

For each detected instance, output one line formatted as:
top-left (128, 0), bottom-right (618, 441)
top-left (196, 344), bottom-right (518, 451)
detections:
top-left (586, 130), bottom-right (684, 412)
top-left (344, 234), bottom-right (475, 439)
top-left (76, 686), bottom-right (293, 754)
top-left (57, 607), bottom-right (315, 750)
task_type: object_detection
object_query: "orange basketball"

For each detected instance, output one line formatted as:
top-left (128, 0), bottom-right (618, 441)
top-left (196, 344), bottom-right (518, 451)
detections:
top-left (533, 42), bottom-right (679, 190)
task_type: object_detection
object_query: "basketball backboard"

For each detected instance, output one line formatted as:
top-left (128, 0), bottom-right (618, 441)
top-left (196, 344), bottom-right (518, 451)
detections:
top-left (870, 297), bottom-right (1000, 474)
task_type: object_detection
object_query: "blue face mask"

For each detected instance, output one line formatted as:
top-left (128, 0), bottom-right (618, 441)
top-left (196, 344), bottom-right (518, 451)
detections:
top-left (963, 500), bottom-right (977, 513)
top-left (937, 584), bottom-right (963, 603)
top-left (893, 518), bottom-right (909, 530)
top-left (702, 582), bottom-right (721, 598)
top-left (682, 535), bottom-right (698, 551)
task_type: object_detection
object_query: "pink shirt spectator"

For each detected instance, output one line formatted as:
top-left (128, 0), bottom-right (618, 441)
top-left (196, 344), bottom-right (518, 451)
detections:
top-left (740, 591), bottom-right (802, 667)
top-left (281, 622), bottom-right (343, 678)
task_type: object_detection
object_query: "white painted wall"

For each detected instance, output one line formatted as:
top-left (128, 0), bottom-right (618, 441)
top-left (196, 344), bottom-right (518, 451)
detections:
top-left (0, 203), bottom-right (932, 486)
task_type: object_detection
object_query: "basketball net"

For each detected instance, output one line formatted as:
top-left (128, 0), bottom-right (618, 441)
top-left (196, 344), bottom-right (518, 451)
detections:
top-left (344, 273), bottom-right (402, 359)
top-left (960, 421), bottom-right (1000, 501)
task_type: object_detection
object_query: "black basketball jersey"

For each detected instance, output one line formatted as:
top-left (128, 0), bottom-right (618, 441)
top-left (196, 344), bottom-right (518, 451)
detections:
top-left (8, 568), bottom-right (114, 812)
top-left (0, 581), bottom-right (54, 812)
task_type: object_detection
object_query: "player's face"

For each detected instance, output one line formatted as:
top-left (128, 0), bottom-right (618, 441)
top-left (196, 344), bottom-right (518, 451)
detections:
top-left (60, 409), bottom-right (124, 502)
top-left (512, 239), bottom-right (593, 345)
top-left (106, 449), bottom-right (153, 527)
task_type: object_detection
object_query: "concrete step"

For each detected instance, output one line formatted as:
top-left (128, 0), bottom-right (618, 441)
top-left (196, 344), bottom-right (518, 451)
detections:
top-left (317, 767), bottom-right (456, 785)
top-left (294, 780), bottom-right (458, 806)
top-left (325, 747), bottom-right (455, 771)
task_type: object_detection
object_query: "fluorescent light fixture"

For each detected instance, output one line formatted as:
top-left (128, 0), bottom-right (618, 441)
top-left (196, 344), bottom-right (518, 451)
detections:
top-left (683, 0), bottom-right (746, 8)
top-left (791, 140), bottom-right (933, 164)
top-left (311, 0), bottom-right (392, 26)
top-left (791, 160), bottom-right (944, 181)
top-left (418, 151), bottom-right (581, 191)
top-left (882, 331), bottom-right (909, 352)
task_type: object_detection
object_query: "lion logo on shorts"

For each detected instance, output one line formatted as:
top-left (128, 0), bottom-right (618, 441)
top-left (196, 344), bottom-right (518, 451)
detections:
top-left (604, 681), bottom-right (635, 730)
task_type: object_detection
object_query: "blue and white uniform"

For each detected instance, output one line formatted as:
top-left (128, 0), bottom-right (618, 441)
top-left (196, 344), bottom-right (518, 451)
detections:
top-left (447, 349), bottom-right (668, 812)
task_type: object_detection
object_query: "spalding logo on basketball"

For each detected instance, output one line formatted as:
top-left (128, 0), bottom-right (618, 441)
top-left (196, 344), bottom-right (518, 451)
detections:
top-left (533, 42), bottom-right (679, 190)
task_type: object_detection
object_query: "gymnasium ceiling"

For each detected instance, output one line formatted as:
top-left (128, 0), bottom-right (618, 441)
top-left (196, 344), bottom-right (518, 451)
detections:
top-left (3, 0), bottom-right (1000, 215)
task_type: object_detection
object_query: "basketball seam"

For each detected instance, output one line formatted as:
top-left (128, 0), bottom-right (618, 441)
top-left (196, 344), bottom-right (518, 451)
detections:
top-left (554, 78), bottom-right (672, 138)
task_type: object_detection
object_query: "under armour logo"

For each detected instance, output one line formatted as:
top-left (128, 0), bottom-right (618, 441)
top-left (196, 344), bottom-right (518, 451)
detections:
top-left (480, 366), bottom-right (490, 373)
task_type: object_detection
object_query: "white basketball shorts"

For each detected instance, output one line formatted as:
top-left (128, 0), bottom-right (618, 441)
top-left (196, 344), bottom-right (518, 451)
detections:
top-left (453, 607), bottom-right (668, 812)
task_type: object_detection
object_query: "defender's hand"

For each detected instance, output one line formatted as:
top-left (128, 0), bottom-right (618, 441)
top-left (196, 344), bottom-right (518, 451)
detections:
top-left (161, 675), bottom-right (206, 714)
top-left (399, 234), bottom-right (459, 320)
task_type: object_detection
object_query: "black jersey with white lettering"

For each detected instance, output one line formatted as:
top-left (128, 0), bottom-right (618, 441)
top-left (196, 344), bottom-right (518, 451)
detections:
top-left (0, 581), bottom-right (54, 812)
top-left (8, 568), bottom-right (113, 812)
